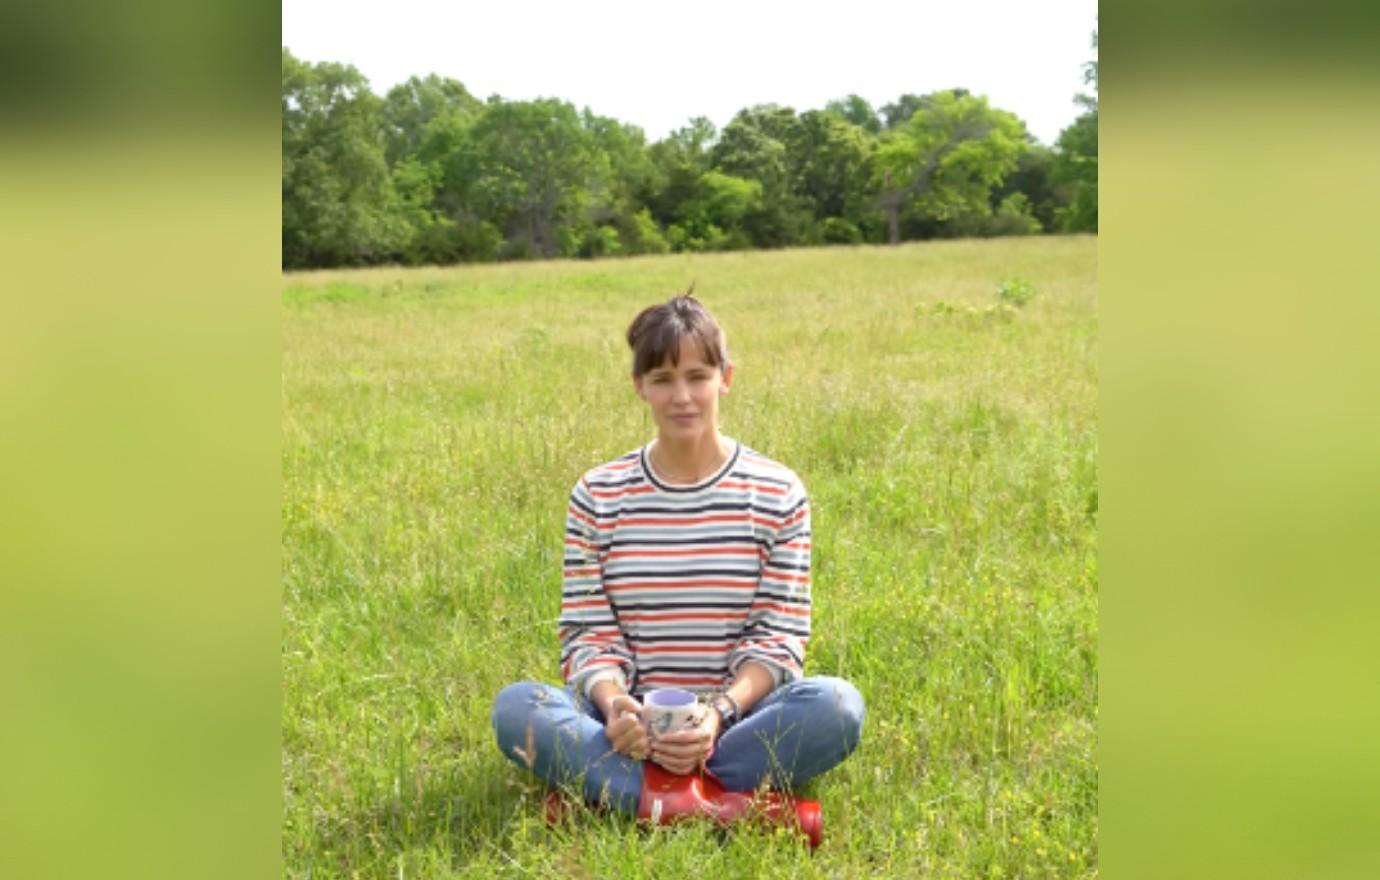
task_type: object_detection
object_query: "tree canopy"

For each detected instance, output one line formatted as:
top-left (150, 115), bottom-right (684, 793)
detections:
top-left (282, 40), bottom-right (1097, 269)
top-left (1052, 27), bottom-right (1098, 233)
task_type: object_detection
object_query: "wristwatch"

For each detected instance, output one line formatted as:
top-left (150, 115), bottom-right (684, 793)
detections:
top-left (709, 693), bottom-right (740, 729)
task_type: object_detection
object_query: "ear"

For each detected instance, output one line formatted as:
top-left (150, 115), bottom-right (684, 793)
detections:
top-left (633, 374), bottom-right (646, 400)
top-left (719, 363), bottom-right (734, 394)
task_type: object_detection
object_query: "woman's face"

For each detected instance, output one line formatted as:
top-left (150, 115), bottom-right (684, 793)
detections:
top-left (634, 337), bottom-right (733, 442)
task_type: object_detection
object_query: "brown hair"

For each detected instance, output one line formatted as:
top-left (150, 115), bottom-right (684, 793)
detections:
top-left (625, 291), bottom-right (730, 379)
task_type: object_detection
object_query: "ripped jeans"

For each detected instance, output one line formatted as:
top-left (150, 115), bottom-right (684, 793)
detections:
top-left (491, 677), bottom-right (865, 813)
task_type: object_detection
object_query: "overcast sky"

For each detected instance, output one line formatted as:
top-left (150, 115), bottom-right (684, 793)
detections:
top-left (283, 0), bottom-right (1098, 146)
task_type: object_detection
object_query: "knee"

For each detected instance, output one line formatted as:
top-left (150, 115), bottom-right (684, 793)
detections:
top-left (491, 680), bottom-right (548, 746)
top-left (803, 676), bottom-right (865, 749)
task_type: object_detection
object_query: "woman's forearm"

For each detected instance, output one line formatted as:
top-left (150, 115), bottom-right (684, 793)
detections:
top-left (725, 660), bottom-right (778, 715)
top-left (589, 677), bottom-right (628, 719)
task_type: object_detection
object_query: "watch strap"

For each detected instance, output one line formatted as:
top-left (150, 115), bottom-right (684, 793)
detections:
top-left (710, 693), bottom-right (739, 728)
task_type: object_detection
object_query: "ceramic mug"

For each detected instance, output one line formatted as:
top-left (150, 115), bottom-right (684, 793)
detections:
top-left (642, 688), bottom-right (704, 736)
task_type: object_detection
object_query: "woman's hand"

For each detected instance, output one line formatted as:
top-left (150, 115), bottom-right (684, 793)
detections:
top-left (649, 707), bottom-right (722, 775)
top-left (604, 694), bottom-right (650, 760)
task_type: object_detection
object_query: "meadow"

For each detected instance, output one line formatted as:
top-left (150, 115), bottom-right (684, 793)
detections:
top-left (282, 236), bottom-right (1098, 878)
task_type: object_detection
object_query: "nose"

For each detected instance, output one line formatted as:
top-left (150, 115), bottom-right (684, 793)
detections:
top-left (671, 379), bottom-right (692, 403)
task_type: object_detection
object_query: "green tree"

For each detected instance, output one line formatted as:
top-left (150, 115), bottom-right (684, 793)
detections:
top-left (666, 170), bottom-right (763, 252)
top-left (1052, 28), bottom-right (1097, 232)
top-left (390, 157), bottom-right (447, 264)
top-left (873, 90), bottom-right (1028, 244)
top-left (880, 94), bottom-right (925, 130)
top-left (578, 112), bottom-right (667, 256)
top-left (379, 74), bottom-right (481, 167)
top-left (792, 110), bottom-right (878, 240)
top-left (281, 46), bottom-right (1091, 267)
top-left (1052, 112), bottom-right (1097, 232)
top-left (281, 48), bottom-right (407, 268)
top-left (375, 75), bottom-right (489, 264)
top-left (456, 98), bottom-right (597, 258)
top-left (824, 94), bottom-right (881, 134)
top-left (1081, 26), bottom-right (1098, 110)
top-left (995, 144), bottom-right (1058, 232)
top-left (645, 117), bottom-right (717, 233)
top-left (620, 208), bottom-right (671, 255)
top-left (710, 105), bottom-right (813, 247)
top-left (880, 89), bottom-right (970, 130)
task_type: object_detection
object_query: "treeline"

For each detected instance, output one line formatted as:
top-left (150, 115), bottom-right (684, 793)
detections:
top-left (282, 42), bottom-right (1097, 269)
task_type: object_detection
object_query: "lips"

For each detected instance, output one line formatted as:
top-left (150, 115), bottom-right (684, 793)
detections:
top-left (670, 412), bottom-right (699, 424)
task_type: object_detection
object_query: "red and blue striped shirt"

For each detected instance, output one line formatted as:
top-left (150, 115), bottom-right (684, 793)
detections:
top-left (559, 440), bottom-right (811, 698)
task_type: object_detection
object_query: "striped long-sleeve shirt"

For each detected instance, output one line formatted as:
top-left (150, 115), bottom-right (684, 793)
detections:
top-left (559, 440), bottom-right (811, 699)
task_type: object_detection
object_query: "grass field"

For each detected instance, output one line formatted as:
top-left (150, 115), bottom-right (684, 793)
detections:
top-left (282, 236), bottom-right (1098, 878)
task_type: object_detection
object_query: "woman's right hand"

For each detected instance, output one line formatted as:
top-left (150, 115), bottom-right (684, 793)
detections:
top-left (604, 694), bottom-right (649, 760)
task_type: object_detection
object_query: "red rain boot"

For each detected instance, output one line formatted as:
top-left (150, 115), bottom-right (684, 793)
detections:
top-left (636, 761), bottom-right (823, 848)
top-left (543, 788), bottom-right (580, 825)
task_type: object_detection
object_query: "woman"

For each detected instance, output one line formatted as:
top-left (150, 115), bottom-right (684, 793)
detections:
top-left (492, 294), bottom-right (864, 814)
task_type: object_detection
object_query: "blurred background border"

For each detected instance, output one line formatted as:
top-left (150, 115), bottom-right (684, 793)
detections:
top-left (3, 0), bottom-right (1379, 877)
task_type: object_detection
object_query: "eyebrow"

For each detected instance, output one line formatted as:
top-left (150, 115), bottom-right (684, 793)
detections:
top-left (649, 365), bottom-right (710, 376)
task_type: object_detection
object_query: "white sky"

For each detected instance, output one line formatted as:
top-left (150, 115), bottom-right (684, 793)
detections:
top-left (282, 0), bottom-right (1097, 146)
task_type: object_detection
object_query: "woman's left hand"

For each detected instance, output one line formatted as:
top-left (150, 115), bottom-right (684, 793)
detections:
top-left (649, 707), bottom-right (722, 775)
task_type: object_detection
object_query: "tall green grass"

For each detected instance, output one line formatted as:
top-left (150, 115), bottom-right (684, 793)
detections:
top-left (283, 237), bottom-right (1097, 878)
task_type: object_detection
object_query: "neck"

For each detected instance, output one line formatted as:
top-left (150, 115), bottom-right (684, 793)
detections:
top-left (652, 432), bottom-right (731, 482)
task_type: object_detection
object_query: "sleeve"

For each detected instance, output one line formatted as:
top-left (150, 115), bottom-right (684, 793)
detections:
top-left (558, 477), bottom-right (637, 694)
top-left (579, 667), bottom-right (628, 699)
top-left (728, 478), bottom-right (811, 685)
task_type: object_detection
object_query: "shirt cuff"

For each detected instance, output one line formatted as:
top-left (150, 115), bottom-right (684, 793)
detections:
top-left (731, 655), bottom-right (792, 689)
top-left (765, 663), bottom-right (788, 688)
top-left (580, 667), bottom-right (628, 700)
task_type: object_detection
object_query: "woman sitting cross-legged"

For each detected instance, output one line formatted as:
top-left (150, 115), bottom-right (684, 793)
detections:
top-left (492, 293), bottom-right (865, 814)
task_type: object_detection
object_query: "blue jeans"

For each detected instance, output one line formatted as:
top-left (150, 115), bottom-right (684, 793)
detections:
top-left (491, 677), bottom-right (865, 814)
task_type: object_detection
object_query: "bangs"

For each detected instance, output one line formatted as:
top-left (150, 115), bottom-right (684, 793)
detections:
top-left (627, 295), bottom-right (729, 378)
top-left (633, 324), bottom-right (723, 377)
